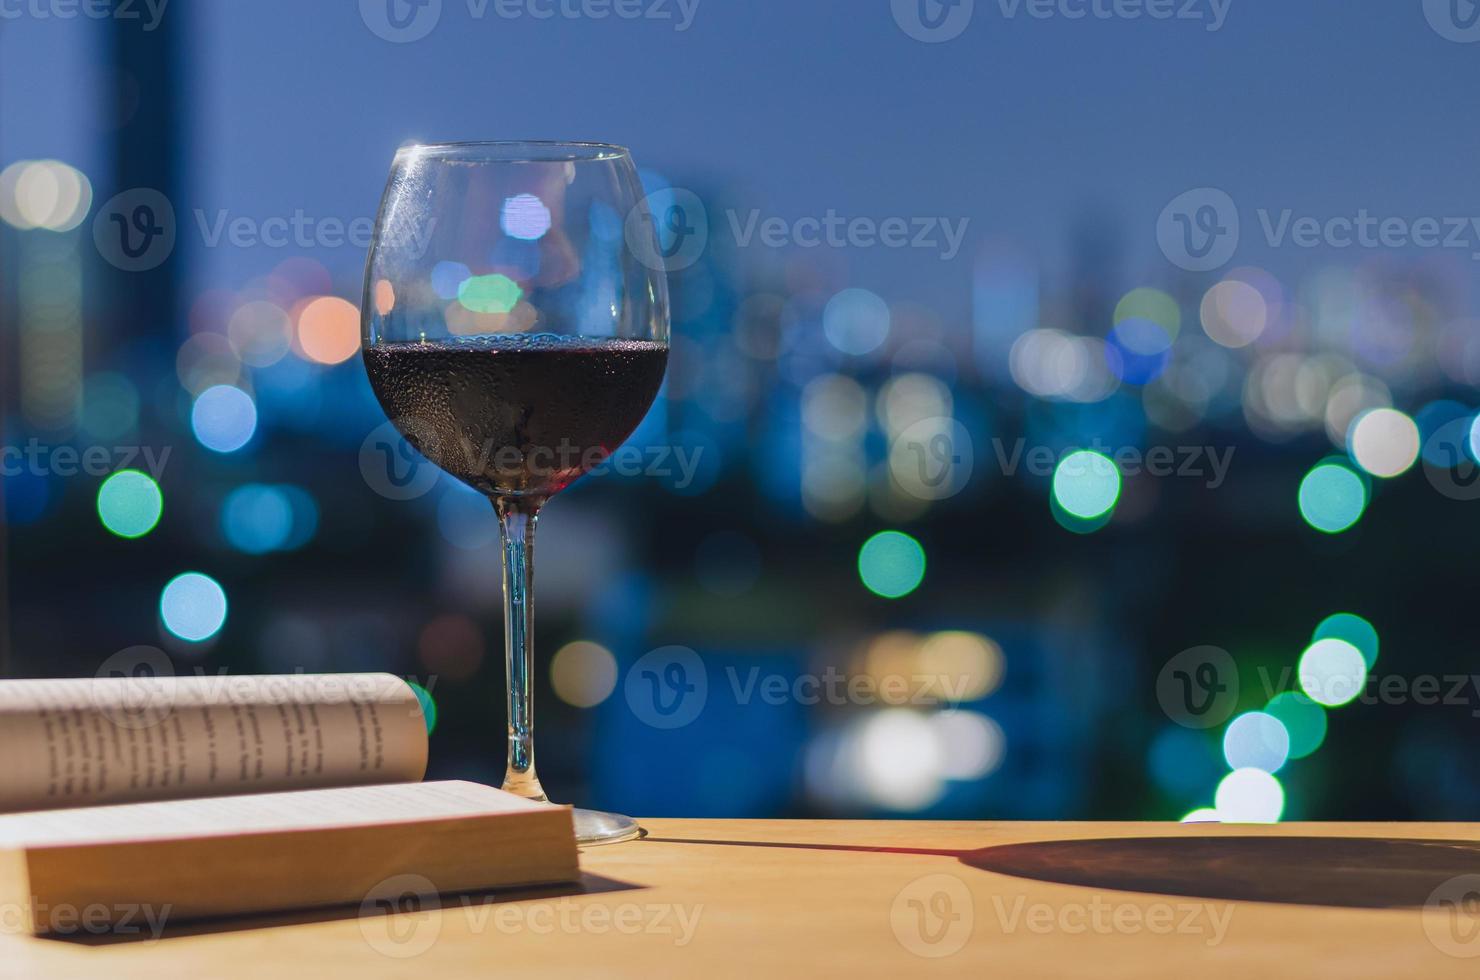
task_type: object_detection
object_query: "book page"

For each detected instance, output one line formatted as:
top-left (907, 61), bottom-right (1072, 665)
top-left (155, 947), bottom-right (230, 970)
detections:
top-left (0, 781), bottom-right (541, 847)
top-left (0, 674), bottom-right (429, 813)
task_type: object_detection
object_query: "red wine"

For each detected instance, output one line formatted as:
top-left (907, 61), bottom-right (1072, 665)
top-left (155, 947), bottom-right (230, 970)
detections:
top-left (364, 335), bottom-right (668, 498)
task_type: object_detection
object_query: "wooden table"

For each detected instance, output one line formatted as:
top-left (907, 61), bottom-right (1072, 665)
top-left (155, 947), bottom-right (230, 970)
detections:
top-left (5, 819), bottom-right (1480, 978)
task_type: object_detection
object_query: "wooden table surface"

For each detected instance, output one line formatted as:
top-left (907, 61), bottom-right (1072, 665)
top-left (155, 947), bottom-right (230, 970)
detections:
top-left (5, 819), bottom-right (1480, 978)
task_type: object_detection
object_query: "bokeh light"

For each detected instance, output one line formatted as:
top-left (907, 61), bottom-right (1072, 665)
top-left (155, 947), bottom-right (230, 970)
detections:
top-left (1114, 287), bottom-right (1181, 339)
top-left (1348, 408), bottom-right (1419, 478)
top-left (1312, 612), bottom-right (1378, 668)
top-left (1215, 768), bottom-right (1285, 823)
top-left (1297, 461), bottom-right (1366, 534)
top-left (159, 572), bottom-right (228, 642)
top-left (928, 710), bottom-right (1006, 780)
top-left (1052, 450), bottom-right (1121, 520)
top-left (1263, 691), bottom-right (1327, 759)
top-left (1222, 711), bottom-right (1291, 773)
top-left (857, 530), bottom-right (926, 599)
top-left (407, 681), bottom-right (438, 735)
top-left (457, 274), bottom-right (521, 315)
top-left (1200, 279), bottom-right (1268, 349)
top-left (296, 296), bottom-right (361, 364)
top-left (191, 384), bottom-right (258, 453)
top-left (823, 288), bottom-right (890, 356)
top-left (501, 193), bottom-right (552, 240)
top-left (1298, 638), bottom-right (1368, 708)
top-left (550, 641), bottom-right (619, 708)
top-left (0, 159), bottom-right (92, 231)
top-left (96, 470), bottom-right (163, 539)
top-left (221, 484), bottom-right (316, 554)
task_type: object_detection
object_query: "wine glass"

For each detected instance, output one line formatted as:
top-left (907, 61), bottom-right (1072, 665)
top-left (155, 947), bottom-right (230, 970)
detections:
top-left (361, 141), bottom-right (669, 845)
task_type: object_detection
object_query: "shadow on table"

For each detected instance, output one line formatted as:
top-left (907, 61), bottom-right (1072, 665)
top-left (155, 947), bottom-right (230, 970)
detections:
top-left (961, 837), bottom-right (1480, 909)
top-left (36, 872), bottom-right (641, 946)
top-left (643, 833), bottom-right (1480, 909)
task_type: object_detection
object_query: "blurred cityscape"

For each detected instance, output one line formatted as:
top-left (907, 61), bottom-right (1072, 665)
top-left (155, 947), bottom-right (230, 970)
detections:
top-left (3, 2), bottom-right (1480, 824)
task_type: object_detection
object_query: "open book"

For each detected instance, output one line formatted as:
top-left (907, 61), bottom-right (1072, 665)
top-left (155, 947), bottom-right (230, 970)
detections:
top-left (0, 673), bottom-right (579, 936)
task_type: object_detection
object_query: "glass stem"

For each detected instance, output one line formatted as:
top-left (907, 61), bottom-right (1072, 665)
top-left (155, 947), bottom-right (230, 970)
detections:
top-left (495, 495), bottom-right (547, 802)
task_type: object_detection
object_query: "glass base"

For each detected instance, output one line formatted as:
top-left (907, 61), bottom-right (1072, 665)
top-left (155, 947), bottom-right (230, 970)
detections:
top-left (573, 807), bottom-right (642, 846)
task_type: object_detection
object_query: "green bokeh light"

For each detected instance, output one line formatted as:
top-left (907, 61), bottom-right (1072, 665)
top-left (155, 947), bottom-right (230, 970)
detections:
top-left (1313, 612), bottom-right (1379, 668)
top-left (1114, 286), bottom-right (1182, 339)
top-left (1052, 450), bottom-right (1122, 521)
top-left (408, 681), bottom-right (438, 735)
top-left (1298, 462), bottom-right (1366, 534)
top-left (457, 273), bottom-right (521, 314)
top-left (857, 531), bottom-right (926, 599)
top-left (1263, 691), bottom-right (1328, 759)
top-left (97, 469), bottom-right (163, 539)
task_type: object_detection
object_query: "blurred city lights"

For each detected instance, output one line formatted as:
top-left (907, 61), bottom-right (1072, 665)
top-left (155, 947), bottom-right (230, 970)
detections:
top-left (1114, 287), bottom-right (1181, 339)
top-left (0, 159), bottom-right (92, 231)
top-left (221, 484), bottom-right (316, 554)
top-left (159, 572), bottom-right (228, 642)
top-left (1222, 711), bottom-right (1291, 773)
top-left (191, 384), bottom-right (258, 453)
top-left (1181, 808), bottom-right (1220, 823)
top-left (457, 274), bottom-right (521, 315)
top-left (1348, 408), bottom-right (1419, 478)
top-left (928, 710), bottom-right (1005, 780)
top-left (501, 193), bottom-right (552, 240)
top-left (550, 641), bottom-right (618, 708)
top-left (1312, 612), bottom-right (1379, 668)
top-left (1105, 319), bottom-right (1172, 385)
top-left (228, 300), bottom-right (293, 367)
top-left (96, 470), bottom-right (163, 539)
top-left (1298, 638), bottom-right (1368, 708)
top-left (1297, 461), bottom-right (1366, 534)
top-left (857, 530), bottom-right (926, 599)
top-left (822, 288), bottom-right (890, 356)
top-left (296, 296), bottom-right (361, 364)
top-left (917, 631), bottom-right (1004, 701)
top-left (1214, 768), bottom-right (1285, 823)
top-left (1263, 692), bottom-right (1328, 759)
top-left (858, 709), bottom-right (945, 810)
top-left (1200, 279), bottom-right (1267, 349)
top-left (1052, 450), bottom-right (1121, 520)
